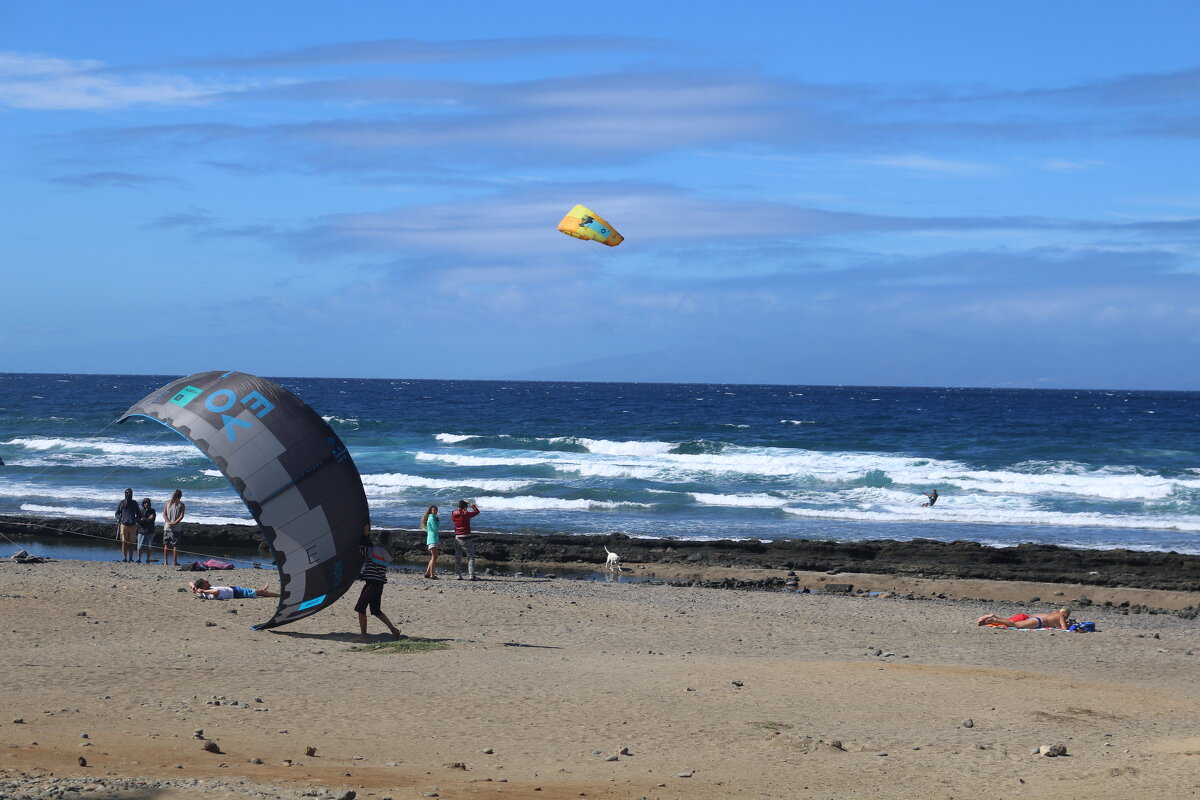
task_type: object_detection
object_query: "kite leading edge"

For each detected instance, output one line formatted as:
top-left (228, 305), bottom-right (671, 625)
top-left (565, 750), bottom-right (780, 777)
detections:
top-left (118, 371), bottom-right (369, 630)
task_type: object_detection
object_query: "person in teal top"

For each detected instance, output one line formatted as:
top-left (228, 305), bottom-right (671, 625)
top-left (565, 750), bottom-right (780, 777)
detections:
top-left (422, 505), bottom-right (441, 579)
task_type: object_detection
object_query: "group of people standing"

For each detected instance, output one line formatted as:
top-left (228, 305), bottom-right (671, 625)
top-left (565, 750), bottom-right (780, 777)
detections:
top-left (420, 500), bottom-right (479, 580)
top-left (114, 487), bottom-right (186, 564)
top-left (353, 499), bottom-right (482, 641)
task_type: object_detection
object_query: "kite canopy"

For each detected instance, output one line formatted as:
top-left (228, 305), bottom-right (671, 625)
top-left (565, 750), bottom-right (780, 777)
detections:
top-left (557, 204), bottom-right (623, 247)
top-left (118, 371), bottom-right (368, 630)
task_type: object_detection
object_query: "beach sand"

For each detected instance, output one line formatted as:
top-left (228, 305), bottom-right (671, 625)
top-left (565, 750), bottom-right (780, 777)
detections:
top-left (1, 558), bottom-right (1198, 799)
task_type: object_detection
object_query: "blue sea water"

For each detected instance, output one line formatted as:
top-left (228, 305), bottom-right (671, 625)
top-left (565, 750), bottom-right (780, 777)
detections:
top-left (1, 373), bottom-right (1199, 554)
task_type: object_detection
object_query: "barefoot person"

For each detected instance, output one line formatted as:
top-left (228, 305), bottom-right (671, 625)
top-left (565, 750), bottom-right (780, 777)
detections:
top-left (422, 505), bottom-right (441, 579)
top-left (354, 532), bottom-right (403, 642)
top-left (922, 489), bottom-right (939, 507)
top-left (162, 489), bottom-right (185, 567)
top-left (451, 499), bottom-right (480, 581)
top-left (977, 607), bottom-right (1072, 629)
top-left (114, 488), bottom-right (142, 562)
top-left (188, 578), bottom-right (280, 599)
top-left (134, 498), bottom-right (156, 563)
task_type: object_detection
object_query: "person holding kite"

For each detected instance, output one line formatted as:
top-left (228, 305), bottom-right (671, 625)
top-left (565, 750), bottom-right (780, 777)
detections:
top-left (354, 532), bottom-right (404, 642)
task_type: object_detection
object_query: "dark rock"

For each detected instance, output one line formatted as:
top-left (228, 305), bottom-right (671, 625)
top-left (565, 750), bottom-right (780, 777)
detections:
top-left (7, 513), bottom-right (1200, 595)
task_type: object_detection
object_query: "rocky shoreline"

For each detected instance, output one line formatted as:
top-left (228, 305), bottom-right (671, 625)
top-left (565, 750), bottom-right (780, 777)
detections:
top-left (5, 513), bottom-right (1200, 592)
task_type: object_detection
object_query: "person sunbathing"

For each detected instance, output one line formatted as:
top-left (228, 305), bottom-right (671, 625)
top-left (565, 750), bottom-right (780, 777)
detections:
top-left (189, 578), bottom-right (279, 600)
top-left (977, 607), bottom-right (1071, 629)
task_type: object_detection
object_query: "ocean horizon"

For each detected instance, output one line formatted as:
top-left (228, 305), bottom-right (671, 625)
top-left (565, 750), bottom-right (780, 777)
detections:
top-left (2, 372), bottom-right (1198, 555)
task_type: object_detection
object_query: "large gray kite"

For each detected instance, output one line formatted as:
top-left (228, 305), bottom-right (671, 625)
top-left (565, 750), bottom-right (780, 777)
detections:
top-left (119, 371), bottom-right (369, 630)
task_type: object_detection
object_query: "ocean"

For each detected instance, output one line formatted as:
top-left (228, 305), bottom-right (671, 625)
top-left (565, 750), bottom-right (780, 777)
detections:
top-left (1, 373), bottom-right (1199, 555)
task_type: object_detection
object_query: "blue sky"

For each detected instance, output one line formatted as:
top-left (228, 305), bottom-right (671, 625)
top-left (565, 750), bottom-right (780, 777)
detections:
top-left (3, 2), bottom-right (1199, 389)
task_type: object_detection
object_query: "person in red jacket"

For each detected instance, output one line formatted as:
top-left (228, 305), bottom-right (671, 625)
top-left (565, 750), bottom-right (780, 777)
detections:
top-left (451, 500), bottom-right (480, 580)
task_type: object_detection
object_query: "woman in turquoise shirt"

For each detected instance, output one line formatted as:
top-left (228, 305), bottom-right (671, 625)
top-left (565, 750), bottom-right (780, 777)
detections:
top-left (422, 505), bottom-right (440, 579)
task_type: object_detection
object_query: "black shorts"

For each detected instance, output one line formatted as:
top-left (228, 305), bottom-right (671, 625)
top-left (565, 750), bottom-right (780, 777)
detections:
top-left (354, 581), bottom-right (384, 615)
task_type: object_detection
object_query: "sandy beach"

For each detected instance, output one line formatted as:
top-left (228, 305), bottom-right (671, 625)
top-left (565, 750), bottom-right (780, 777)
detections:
top-left (2, 556), bottom-right (1198, 800)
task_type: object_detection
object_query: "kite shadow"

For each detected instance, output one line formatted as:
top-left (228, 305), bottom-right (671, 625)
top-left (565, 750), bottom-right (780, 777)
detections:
top-left (269, 630), bottom-right (456, 646)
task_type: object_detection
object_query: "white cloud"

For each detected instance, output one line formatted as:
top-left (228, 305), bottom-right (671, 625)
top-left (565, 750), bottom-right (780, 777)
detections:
top-left (0, 50), bottom-right (240, 110)
top-left (1040, 158), bottom-right (1106, 172)
top-left (862, 154), bottom-right (994, 176)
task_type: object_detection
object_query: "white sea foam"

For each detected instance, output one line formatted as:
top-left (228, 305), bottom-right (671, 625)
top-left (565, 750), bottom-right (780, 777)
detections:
top-left (576, 438), bottom-right (674, 457)
top-left (415, 451), bottom-right (666, 481)
top-left (20, 503), bottom-right (251, 526)
top-left (469, 496), bottom-right (650, 512)
top-left (3, 436), bottom-right (196, 457)
top-left (435, 434), bottom-right (675, 457)
top-left (781, 502), bottom-right (1200, 533)
top-left (19, 503), bottom-right (118, 520)
top-left (690, 492), bottom-right (790, 508)
top-left (1, 436), bottom-right (200, 469)
top-left (413, 444), bottom-right (1200, 507)
top-left (360, 472), bottom-right (533, 493)
top-left (0, 481), bottom-right (243, 507)
top-left (936, 467), bottom-right (1199, 501)
top-left (416, 452), bottom-right (554, 468)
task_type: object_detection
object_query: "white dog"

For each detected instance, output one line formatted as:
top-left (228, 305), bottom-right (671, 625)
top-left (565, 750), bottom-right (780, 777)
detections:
top-left (603, 546), bottom-right (621, 572)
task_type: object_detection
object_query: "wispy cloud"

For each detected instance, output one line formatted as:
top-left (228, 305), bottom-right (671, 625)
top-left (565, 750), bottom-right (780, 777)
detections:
top-left (141, 208), bottom-right (217, 229)
top-left (182, 36), bottom-right (665, 69)
top-left (29, 46), bottom-right (1200, 181)
top-left (193, 183), bottom-right (1197, 274)
top-left (861, 154), bottom-right (994, 176)
top-left (0, 50), bottom-right (244, 110)
top-left (1038, 158), bottom-right (1107, 172)
top-left (49, 170), bottom-right (178, 188)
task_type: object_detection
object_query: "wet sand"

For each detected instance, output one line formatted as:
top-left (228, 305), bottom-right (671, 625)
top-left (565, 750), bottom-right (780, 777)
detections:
top-left (2, 555), bottom-right (1199, 800)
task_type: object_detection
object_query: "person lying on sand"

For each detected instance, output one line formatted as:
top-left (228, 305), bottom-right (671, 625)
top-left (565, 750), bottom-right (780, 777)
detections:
top-left (188, 578), bottom-right (279, 600)
top-left (977, 607), bottom-right (1071, 629)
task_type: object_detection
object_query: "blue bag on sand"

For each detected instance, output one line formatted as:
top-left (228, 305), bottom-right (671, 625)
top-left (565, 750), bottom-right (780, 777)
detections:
top-left (1069, 622), bottom-right (1097, 632)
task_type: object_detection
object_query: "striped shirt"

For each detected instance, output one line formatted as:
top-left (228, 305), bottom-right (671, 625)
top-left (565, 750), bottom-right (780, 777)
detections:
top-left (359, 544), bottom-right (389, 583)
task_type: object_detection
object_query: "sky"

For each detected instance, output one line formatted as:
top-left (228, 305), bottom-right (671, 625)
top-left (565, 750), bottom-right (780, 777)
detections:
top-left (2, 2), bottom-right (1200, 389)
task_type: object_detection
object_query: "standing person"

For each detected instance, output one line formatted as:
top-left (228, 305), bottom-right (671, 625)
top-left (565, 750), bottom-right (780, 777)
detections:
top-left (353, 532), bottom-right (403, 642)
top-left (422, 505), bottom-right (441, 579)
top-left (114, 488), bottom-right (142, 562)
top-left (922, 489), bottom-right (939, 507)
top-left (162, 489), bottom-right (186, 567)
top-left (135, 498), bottom-right (156, 563)
top-left (451, 500), bottom-right (480, 581)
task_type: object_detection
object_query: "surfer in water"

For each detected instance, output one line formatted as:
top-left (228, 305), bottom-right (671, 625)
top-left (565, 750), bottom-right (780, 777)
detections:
top-left (922, 489), bottom-right (939, 507)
